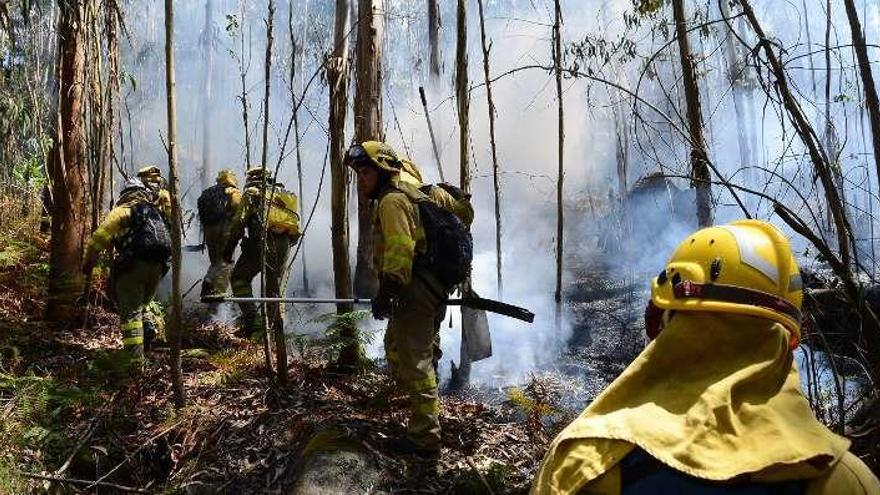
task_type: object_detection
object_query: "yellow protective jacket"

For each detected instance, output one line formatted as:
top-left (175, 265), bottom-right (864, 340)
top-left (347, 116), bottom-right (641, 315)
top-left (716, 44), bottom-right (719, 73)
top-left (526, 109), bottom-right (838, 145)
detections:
top-left (83, 204), bottom-right (133, 264)
top-left (372, 175), bottom-right (473, 287)
top-left (226, 185), bottom-right (299, 246)
top-left (157, 189), bottom-right (172, 218)
top-left (225, 186), bottom-right (243, 214)
top-left (531, 312), bottom-right (880, 495)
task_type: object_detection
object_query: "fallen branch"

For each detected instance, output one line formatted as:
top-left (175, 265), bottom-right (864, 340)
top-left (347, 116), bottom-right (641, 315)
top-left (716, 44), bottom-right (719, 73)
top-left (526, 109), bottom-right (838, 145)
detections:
top-left (54, 391), bottom-right (119, 476)
top-left (18, 472), bottom-right (150, 493)
top-left (88, 419), bottom-right (185, 490)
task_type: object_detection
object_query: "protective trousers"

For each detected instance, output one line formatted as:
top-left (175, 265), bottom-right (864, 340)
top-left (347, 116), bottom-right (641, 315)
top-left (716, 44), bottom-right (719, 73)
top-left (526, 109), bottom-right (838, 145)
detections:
top-left (201, 222), bottom-right (232, 297)
top-left (230, 232), bottom-right (292, 337)
top-left (383, 275), bottom-right (445, 450)
top-left (110, 260), bottom-right (165, 364)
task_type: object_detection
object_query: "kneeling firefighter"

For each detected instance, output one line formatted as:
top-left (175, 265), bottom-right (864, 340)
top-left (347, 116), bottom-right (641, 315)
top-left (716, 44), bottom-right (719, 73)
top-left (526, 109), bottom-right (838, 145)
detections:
top-left (346, 141), bottom-right (473, 458)
top-left (532, 220), bottom-right (880, 494)
top-left (225, 168), bottom-right (300, 339)
top-left (198, 169), bottom-right (242, 297)
top-left (82, 179), bottom-right (171, 369)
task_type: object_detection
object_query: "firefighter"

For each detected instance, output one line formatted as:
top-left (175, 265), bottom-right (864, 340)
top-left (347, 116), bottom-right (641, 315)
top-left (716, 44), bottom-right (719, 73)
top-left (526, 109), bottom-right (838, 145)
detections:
top-left (225, 167), bottom-right (300, 339)
top-left (532, 220), bottom-right (880, 494)
top-left (198, 169), bottom-right (242, 298)
top-left (346, 141), bottom-right (473, 459)
top-left (82, 179), bottom-right (171, 371)
top-left (136, 165), bottom-right (171, 217)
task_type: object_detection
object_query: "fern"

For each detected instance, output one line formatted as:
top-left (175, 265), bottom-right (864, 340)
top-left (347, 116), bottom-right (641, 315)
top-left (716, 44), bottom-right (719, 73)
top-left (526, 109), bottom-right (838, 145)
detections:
top-left (0, 373), bottom-right (94, 451)
top-left (313, 310), bottom-right (375, 351)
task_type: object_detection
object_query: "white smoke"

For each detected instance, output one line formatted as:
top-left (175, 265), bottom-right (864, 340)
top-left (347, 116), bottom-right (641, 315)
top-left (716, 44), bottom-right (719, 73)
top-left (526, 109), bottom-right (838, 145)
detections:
top-left (118, 0), bottom-right (880, 387)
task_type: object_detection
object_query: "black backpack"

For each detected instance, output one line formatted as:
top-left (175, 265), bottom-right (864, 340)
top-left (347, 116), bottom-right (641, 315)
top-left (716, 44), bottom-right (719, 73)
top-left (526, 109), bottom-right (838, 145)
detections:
top-left (197, 184), bottom-right (231, 226)
top-left (414, 195), bottom-right (473, 289)
top-left (116, 202), bottom-right (172, 263)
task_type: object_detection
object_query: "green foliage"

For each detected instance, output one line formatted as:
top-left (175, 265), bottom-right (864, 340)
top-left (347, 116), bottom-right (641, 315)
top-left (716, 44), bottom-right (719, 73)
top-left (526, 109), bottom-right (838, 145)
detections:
top-left (635, 0), bottom-right (665, 15)
top-left (0, 373), bottom-right (94, 455)
top-left (506, 375), bottom-right (563, 440)
top-left (507, 387), bottom-right (555, 419)
top-left (196, 349), bottom-right (256, 387)
top-left (310, 310), bottom-right (375, 367)
top-left (0, 457), bottom-right (26, 495)
top-left (144, 299), bottom-right (168, 342)
top-left (0, 241), bottom-right (40, 269)
top-left (88, 349), bottom-right (140, 386)
top-left (225, 13), bottom-right (240, 35)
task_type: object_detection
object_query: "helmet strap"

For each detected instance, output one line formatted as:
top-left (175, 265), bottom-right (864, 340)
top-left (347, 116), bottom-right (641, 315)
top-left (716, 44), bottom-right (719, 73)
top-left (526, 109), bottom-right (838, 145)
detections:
top-left (672, 280), bottom-right (802, 340)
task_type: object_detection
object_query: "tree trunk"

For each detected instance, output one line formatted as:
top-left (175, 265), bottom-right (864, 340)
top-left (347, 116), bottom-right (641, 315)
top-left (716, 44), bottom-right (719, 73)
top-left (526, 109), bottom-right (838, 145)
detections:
top-left (671, 0), bottom-right (712, 228)
top-left (719, 0), bottom-right (753, 182)
top-left (553, 0), bottom-right (564, 304)
top-left (105, 1), bottom-right (121, 204)
top-left (843, 0), bottom-right (880, 402)
top-left (844, 0), bottom-right (880, 203)
top-left (164, 0), bottom-right (186, 409)
top-left (476, 0), bottom-right (502, 298)
top-left (289, 1), bottom-right (310, 296)
top-left (200, 0), bottom-right (214, 191)
top-left (453, 0), bottom-right (471, 385)
top-left (238, 3), bottom-right (252, 172)
top-left (740, 0), bottom-right (851, 269)
top-left (46, 0), bottom-right (87, 323)
top-left (329, 0), bottom-right (359, 368)
top-left (260, 0), bottom-right (285, 384)
top-left (739, 1), bottom-right (878, 385)
top-left (427, 0), bottom-right (440, 79)
top-left (353, 0), bottom-right (384, 298)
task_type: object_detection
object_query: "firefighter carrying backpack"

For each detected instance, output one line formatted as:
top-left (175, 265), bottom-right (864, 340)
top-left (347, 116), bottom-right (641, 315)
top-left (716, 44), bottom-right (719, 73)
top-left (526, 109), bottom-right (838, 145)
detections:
top-left (245, 186), bottom-right (301, 238)
top-left (411, 185), bottom-right (473, 289)
top-left (116, 201), bottom-right (172, 264)
top-left (197, 184), bottom-right (231, 226)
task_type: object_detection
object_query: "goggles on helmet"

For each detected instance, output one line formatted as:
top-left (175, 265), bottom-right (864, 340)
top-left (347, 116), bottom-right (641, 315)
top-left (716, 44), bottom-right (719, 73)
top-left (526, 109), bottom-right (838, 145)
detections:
top-left (345, 144), bottom-right (370, 165)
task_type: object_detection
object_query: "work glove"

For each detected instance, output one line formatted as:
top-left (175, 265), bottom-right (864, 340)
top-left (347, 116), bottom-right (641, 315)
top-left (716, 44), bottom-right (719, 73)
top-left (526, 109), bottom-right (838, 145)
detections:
top-left (372, 278), bottom-right (402, 320)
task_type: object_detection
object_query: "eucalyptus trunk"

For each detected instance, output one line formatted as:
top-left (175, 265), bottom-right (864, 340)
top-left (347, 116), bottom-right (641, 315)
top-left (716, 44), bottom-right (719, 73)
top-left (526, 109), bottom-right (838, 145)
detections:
top-left (843, 0), bottom-right (880, 203)
top-left (329, 0), bottom-right (360, 368)
top-left (427, 0), bottom-right (440, 78)
top-left (164, 0), bottom-right (186, 408)
top-left (672, 0), bottom-right (712, 227)
top-left (353, 0), bottom-right (384, 298)
top-left (46, 0), bottom-right (88, 323)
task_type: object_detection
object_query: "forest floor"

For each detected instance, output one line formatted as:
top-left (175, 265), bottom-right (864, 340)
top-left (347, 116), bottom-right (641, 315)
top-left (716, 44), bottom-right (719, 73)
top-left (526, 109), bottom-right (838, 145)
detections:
top-left (0, 225), bottom-right (610, 494)
top-left (3, 214), bottom-right (878, 493)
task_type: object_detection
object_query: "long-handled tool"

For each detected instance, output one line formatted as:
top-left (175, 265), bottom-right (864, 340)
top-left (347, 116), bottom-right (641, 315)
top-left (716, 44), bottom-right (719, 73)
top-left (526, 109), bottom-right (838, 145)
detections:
top-left (419, 86), bottom-right (446, 183)
top-left (202, 295), bottom-right (535, 323)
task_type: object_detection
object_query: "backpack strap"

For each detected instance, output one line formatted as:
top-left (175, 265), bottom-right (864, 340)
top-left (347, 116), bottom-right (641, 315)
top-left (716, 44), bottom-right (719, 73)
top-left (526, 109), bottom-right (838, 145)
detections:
top-left (392, 182), bottom-right (431, 204)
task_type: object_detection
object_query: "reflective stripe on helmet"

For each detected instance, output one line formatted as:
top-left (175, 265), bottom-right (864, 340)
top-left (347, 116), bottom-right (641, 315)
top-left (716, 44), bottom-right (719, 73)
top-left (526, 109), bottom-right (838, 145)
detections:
top-left (719, 225), bottom-right (779, 284)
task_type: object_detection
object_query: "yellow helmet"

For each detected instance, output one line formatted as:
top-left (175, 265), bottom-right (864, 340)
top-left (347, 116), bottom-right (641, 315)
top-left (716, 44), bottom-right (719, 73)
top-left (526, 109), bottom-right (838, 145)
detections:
top-left (246, 167), bottom-right (272, 182)
top-left (345, 141), bottom-right (402, 173)
top-left (137, 165), bottom-right (162, 180)
top-left (650, 219), bottom-right (803, 344)
top-left (216, 169), bottom-right (238, 187)
top-left (397, 158), bottom-right (424, 186)
top-left (137, 165), bottom-right (166, 191)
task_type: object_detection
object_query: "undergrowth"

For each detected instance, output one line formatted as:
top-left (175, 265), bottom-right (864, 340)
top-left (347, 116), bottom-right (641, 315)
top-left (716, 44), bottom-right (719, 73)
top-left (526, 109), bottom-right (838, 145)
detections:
top-left (0, 373), bottom-right (96, 471)
top-left (299, 310), bottom-right (376, 368)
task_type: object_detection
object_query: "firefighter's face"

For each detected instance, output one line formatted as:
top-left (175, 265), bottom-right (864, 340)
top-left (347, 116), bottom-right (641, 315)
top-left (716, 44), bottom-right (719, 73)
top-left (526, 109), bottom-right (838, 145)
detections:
top-left (355, 164), bottom-right (379, 197)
